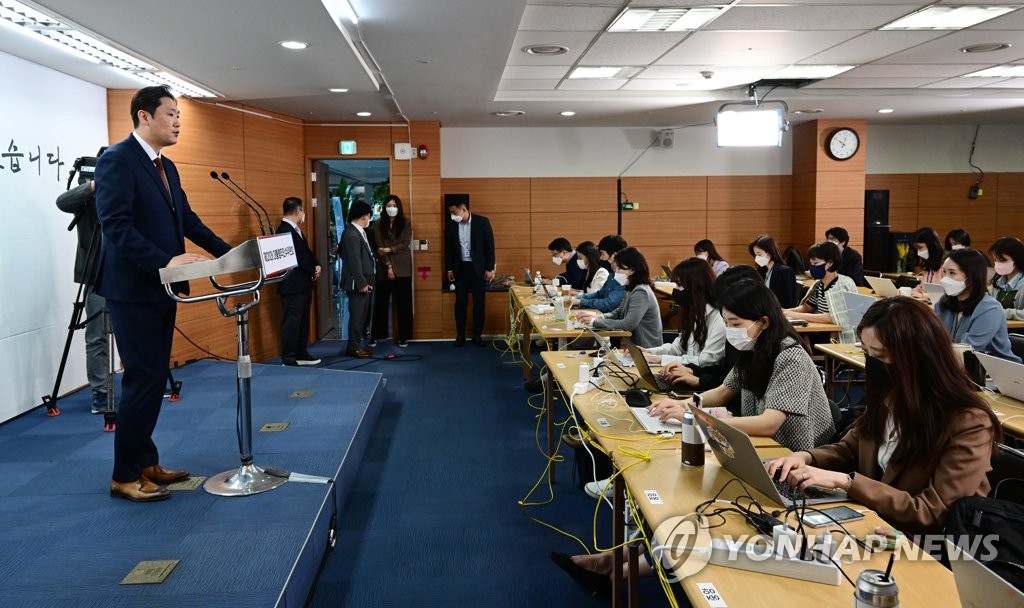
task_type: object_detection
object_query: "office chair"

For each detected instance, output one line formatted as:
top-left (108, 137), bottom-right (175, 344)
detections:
top-left (989, 443), bottom-right (1024, 506)
top-left (1008, 333), bottom-right (1024, 361)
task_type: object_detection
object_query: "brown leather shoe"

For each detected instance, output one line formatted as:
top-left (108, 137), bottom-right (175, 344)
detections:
top-left (141, 464), bottom-right (190, 485)
top-left (110, 477), bottom-right (171, 502)
top-left (346, 348), bottom-right (373, 358)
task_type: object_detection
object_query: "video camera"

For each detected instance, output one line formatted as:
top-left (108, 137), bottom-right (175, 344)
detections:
top-left (67, 146), bottom-right (107, 190)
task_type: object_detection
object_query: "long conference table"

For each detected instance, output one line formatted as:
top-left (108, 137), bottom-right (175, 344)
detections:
top-left (540, 349), bottom-right (959, 607)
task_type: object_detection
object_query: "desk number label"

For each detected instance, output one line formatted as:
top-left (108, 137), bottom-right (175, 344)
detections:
top-left (596, 418), bottom-right (610, 427)
top-left (697, 582), bottom-right (726, 607)
top-left (555, 363), bottom-right (566, 368)
top-left (644, 490), bottom-right (662, 504)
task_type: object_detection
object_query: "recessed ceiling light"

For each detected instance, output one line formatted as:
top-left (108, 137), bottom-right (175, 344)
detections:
top-left (279, 40), bottom-right (309, 50)
top-left (877, 108), bottom-right (895, 114)
top-left (961, 43), bottom-right (1013, 53)
top-left (569, 66), bottom-right (643, 79)
top-left (328, 88), bottom-right (349, 93)
top-left (881, 6), bottom-right (1018, 30)
top-left (522, 44), bottom-right (568, 56)
top-left (559, 111), bottom-right (576, 117)
top-left (355, 111), bottom-right (372, 117)
top-left (608, 7), bottom-right (724, 32)
top-left (493, 110), bottom-right (526, 117)
top-left (963, 64), bottom-right (1024, 77)
top-left (792, 109), bottom-right (824, 115)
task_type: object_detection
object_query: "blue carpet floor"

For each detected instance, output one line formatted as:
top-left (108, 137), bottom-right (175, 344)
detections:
top-left (305, 338), bottom-right (686, 607)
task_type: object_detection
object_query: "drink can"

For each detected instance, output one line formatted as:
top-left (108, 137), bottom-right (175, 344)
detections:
top-left (853, 569), bottom-right (899, 607)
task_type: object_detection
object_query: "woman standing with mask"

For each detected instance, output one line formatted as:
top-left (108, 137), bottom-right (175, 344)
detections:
top-left (767, 297), bottom-right (1000, 535)
top-left (931, 248), bottom-right (1020, 362)
top-left (784, 241), bottom-right (857, 342)
top-left (989, 237), bottom-right (1024, 321)
top-left (370, 195), bottom-right (413, 347)
top-left (748, 234), bottom-right (796, 308)
top-left (573, 247), bottom-right (662, 348)
top-left (648, 279), bottom-right (835, 451)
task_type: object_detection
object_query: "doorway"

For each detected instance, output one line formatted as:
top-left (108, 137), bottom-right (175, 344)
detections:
top-left (311, 159), bottom-right (390, 340)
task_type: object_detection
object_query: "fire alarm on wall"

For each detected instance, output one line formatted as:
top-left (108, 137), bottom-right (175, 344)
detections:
top-left (417, 144), bottom-right (429, 159)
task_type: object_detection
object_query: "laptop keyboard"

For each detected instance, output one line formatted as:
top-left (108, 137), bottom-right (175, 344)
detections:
top-left (772, 478), bottom-right (843, 502)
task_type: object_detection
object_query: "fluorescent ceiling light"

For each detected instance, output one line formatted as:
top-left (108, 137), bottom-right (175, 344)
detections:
top-left (569, 66), bottom-right (643, 79)
top-left (771, 65), bottom-right (855, 79)
top-left (559, 111), bottom-right (576, 117)
top-left (608, 7), bottom-right (724, 32)
top-left (877, 108), bottom-right (895, 114)
top-left (716, 109), bottom-right (784, 147)
top-left (0, 1), bottom-right (218, 96)
top-left (963, 64), bottom-right (1024, 77)
top-left (355, 111), bottom-right (372, 117)
top-left (328, 88), bottom-right (349, 92)
top-left (881, 5), bottom-right (1019, 30)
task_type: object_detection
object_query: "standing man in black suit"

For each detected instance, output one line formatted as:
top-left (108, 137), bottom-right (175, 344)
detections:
top-left (445, 197), bottom-right (495, 347)
top-left (339, 200), bottom-right (376, 358)
top-left (95, 86), bottom-right (232, 502)
top-left (277, 197), bottom-right (321, 366)
top-left (825, 226), bottom-right (867, 287)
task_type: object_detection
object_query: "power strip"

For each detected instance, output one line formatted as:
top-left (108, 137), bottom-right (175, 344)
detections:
top-left (574, 373), bottom-right (607, 394)
top-left (706, 538), bottom-right (841, 585)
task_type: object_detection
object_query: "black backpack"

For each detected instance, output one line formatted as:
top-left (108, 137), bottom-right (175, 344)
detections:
top-left (945, 496), bottom-right (1024, 592)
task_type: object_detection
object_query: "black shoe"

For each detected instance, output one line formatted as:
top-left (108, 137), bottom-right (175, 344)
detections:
top-left (296, 355), bottom-right (321, 366)
top-left (397, 341), bottom-right (409, 348)
top-left (524, 378), bottom-right (543, 393)
top-left (472, 336), bottom-right (486, 347)
top-left (282, 358), bottom-right (299, 367)
top-left (549, 552), bottom-right (611, 597)
top-left (453, 337), bottom-right (466, 347)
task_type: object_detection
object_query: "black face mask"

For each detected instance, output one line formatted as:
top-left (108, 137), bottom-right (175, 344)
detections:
top-left (672, 288), bottom-right (690, 307)
top-left (865, 355), bottom-right (893, 390)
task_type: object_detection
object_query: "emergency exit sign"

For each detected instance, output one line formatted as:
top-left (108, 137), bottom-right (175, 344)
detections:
top-left (339, 140), bottom-right (357, 155)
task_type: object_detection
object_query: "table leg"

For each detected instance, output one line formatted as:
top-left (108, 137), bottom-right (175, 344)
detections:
top-left (612, 471), bottom-right (624, 608)
top-left (627, 543), bottom-right (640, 607)
top-left (522, 323), bottom-right (533, 381)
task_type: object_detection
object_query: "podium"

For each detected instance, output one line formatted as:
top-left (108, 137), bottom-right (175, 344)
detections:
top-left (159, 235), bottom-right (297, 496)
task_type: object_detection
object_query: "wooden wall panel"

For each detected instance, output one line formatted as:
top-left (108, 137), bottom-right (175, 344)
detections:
top-left (441, 178), bottom-right (531, 214)
top-left (173, 99), bottom-right (245, 169)
top-left (707, 175), bottom-right (792, 210)
top-left (621, 210), bottom-right (707, 251)
top-left (106, 90), bottom-right (135, 142)
top-left (864, 174), bottom-right (919, 208)
top-left (917, 206), bottom-right (999, 246)
top-left (496, 248), bottom-right (532, 282)
top-left (718, 246), bottom-right (755, 268)
top-left (918, 173), bottom-right (995, 207)
top-left (814, 172), bottom-right (866, 209)
top-left (409, 212), bottom-right (444, 248)
top-left (303, 125), bottom-right (393, 159)
top-left (411, 285), bottom-right (443, 339)
top-left (242, 110), bottom-right (304, 175)
top-left (530, 211), bottom-right (617, 250)
top-left (488, 213), bottom-right (532, 251)
top-left (619, 176), bottom-right (707, 211)
top-left (998, 173), bottom-right (1024, 205)
top-left (530, 178), bottom-right (617, 213)
top-left (177, 165), bottom-right (252, 217)
top-left (996, 207), bottom-right (1024, 240)
top-left (707, 209), bottom-right (791, 247)
top-left (390, 122), bottom-right (441, 178)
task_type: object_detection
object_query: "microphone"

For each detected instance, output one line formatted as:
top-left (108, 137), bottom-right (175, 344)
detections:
top-left (210, 171), bottom-right (267, 235)
top-left (221, 172), bottom-right (274, 234)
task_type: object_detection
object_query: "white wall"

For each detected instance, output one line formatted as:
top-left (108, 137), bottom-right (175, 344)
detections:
top-left (441, 123), bottom-right (1024, 178)
top-left (0, 51), bottom-right (108, 423)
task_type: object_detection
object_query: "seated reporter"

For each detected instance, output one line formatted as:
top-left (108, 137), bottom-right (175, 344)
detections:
top-left (989, 236), bottom-right (1024, 320)
top-left (648, 279), bottom-right (835, 452)
top-left (574, 240), bottom-right (608, 295)
top-left (574, 247), bottom-right (662, 348)
top-left (573, 234), bottom-right (626, 313)
top-left (640, 258), bottom-right (727, 391)
top-left (694, 238), bottom-right (729, 277)
top-left (916, 248), bottom-right (1021, 362)
top-left (784, 241), bottom-right (858, 342)
top-left (749, 233), bottom-right (797, 308)
top-left (767, 297), bottom-right (1000, 534)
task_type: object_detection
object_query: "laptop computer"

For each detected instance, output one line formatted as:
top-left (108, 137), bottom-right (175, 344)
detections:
top-left (865, 276), bottom-right (899, 297)
top-left (622, 338), bottom-right (675, 393)
top-left (974, 352), bottom-right (1024, 402)
top-left (524, 267), bottom-right (534, 285)
top-left (661, 264), bottom-right (673, 279)
top-left (689, 405), bottom-right (849, 507)
top-left (947, 540), bottom-right (1024, 608)
top-left (921, 282), bottom-right (945, 304)
top-left (842, 291), bottom-right (878, 331)
top-left (625, 397), bottom-right (683, 434)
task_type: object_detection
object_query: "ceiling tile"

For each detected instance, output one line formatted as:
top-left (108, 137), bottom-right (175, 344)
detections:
top-left (972, 7), bottom-right (1024, 30)
top-left (657, 31), bottom-right (856, 66)
top-left (706, 5), bottom-right (915, 31)
top-left (840, 63), bottom-right (994, 77)
top-left (876, 30), bottom-right (1024, 64)
top-left (580, 32), bottom-right (687, 65)
top-left (799, 31), bottom-right (946, 64)
top-left (982, 77), bottom-right (1024, 87)
top-left (922, 76), bottom-right (1013, 88)
top-left (518, 5), bottom-right (621, 31)
top-left (639, 65), bottom-right (779, 80)
top-left (526, 0), bottom-right (623, 4)
top-left (804, 76), bottom-right (946, 88)
top-left (738, 0), bottom-right (926, 4)
top-left (557, 79), bottom-right (628, 90)
top-left (498, 79), bottom-right (561, 90)
top-left (502, 65), bottom-right (571, 79)
top-left (621, 78), bottom-right (749, 91)
top-left (507, 31), bottom-right (596, 65)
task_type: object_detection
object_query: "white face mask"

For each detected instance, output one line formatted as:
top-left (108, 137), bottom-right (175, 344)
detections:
top-left (577, 258), bottom-right (587, 270)
top-left (552, 255), bottom-right (563, 265)
top-left (450, 213), bottom-right (462, 223)
top-left (613, 271), bottom-right (629, 286)
top-left (950, 244), bottom-right (965, 250)
top-left (726, 324), bottom-right (759, 351)
top-left (386, 206), bottom-right (398, 217)
top-left (754, 254), bottom-right (770, 268)
top-left (995, 260), bottom-right (1016, 277)
top-left (696, 252), bottom-right (709, 261)
top-left (940, 276), bottom-right (967, 297)
top-left (917, 248), bottom-right (930, 260)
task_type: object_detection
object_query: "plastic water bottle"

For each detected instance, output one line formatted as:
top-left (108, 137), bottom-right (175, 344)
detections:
top-left (553, 295), bottom-right (565, 321)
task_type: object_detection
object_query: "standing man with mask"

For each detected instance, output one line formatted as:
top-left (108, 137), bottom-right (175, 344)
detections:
top-left (339, 200), bottom-right (376, 358)
top-left (445, 198), bottom-right (495, 347)
top-left (277, 197), bottom-right (321, 366)
top-left (95, 86), bottom-right (232, 502)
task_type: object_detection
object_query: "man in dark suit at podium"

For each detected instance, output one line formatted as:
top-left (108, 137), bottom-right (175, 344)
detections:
top-left (276, 197), bottom-right (321, 366)
top-left (339, 200), bottom-right (376, 358)
top-left (445, 197), bottom-right (495, 347)
top-left (95, 86), bottom-right (231, 502)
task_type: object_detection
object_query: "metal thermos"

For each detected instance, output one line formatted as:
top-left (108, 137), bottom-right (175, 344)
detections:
top-left (853, 569), bottom-right (899, 608)
top-left (681, 411), bottom-right (704, 467)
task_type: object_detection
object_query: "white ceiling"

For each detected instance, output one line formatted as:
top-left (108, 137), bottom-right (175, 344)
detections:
top-left (4, 0), bottom-right (1024, 127)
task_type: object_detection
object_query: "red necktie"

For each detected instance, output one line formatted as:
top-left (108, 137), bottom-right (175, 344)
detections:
top-left (154, 157), bottom-right (171, 196)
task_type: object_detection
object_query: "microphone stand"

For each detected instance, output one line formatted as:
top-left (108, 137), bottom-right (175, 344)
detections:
top-left (222, 172), bottom-right (274, 234)
top-left (210, 172), bottom-right (267, 235)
